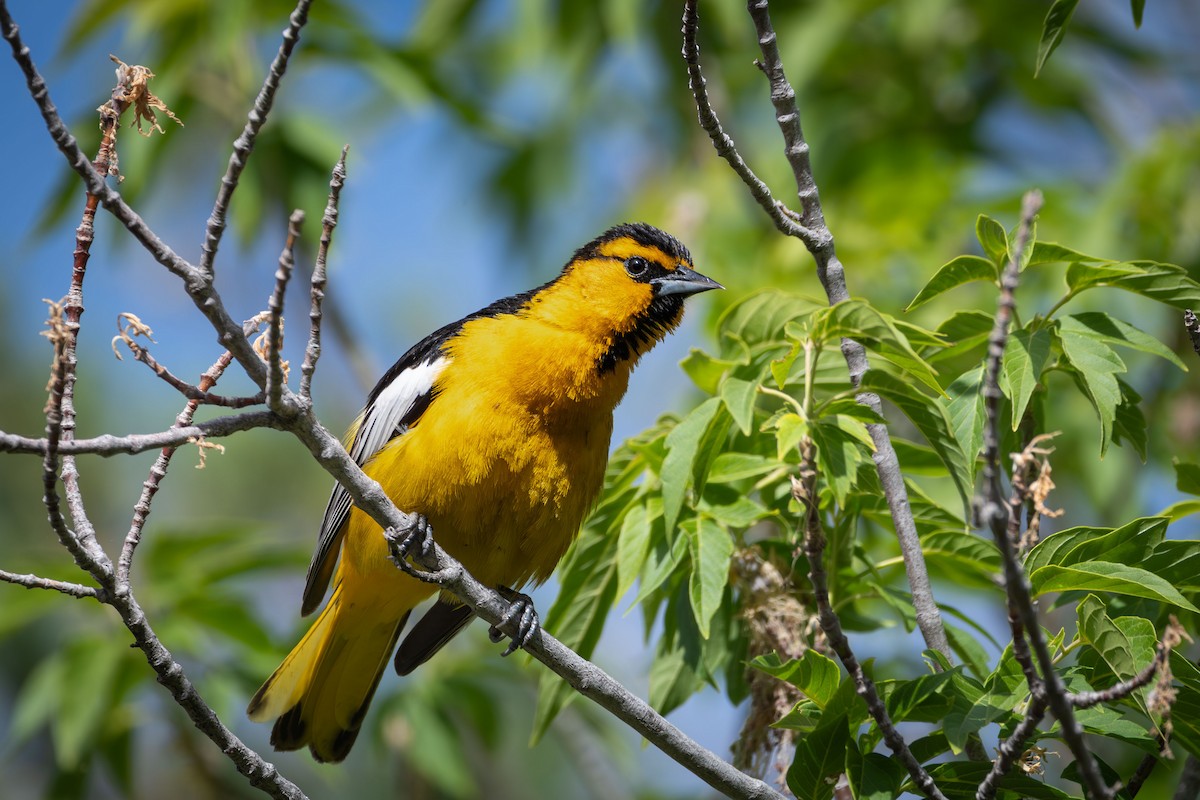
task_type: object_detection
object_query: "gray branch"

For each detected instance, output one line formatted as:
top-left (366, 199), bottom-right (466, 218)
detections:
top-left (681, 0), bottom-right (951, 663)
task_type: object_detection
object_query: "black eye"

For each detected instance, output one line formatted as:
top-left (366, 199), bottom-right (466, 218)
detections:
top-left (625, 257), bottom-right (649, 278)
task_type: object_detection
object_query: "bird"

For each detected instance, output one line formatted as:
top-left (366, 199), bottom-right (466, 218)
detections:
top-left (246, 222), bottom-right (721, 763)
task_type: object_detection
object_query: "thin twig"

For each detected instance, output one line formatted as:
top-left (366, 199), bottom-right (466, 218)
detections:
top-left (300, 146), bottom-right (347, 398)
top-left (119, 339), bottom-right (261, 408)
top-left (681, 2), bottom-right (810, 241)
top-left (197, 0), bottom-right (313, 278)
top-left (979, 191), bottom-right (1113, 800)
top-left (116, 351), bottom-right (238, 592)
top-left (1186, 310), bottom-right (1200, 358)
top-left (791, 441), bottom-right (946, 800)
top-left (0, 7), bottom-right (267, 387)
top-left (1173, 755), bottom-right (1200, 800)
top-left (682, 0), bottom-right (952, 661)
top-left (0, 410), bottom-right (283, 457)
top-left (976, 694), bottom-right (1047, 800)
top-left (0, 569), bottom-right (100, 600)
top-left (266, 211), bottom-right (302, 412)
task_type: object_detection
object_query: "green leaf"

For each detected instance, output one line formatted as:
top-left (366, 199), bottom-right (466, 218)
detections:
top-left (1131, 0), bottom-right (1145, 27)
top-left (532, 516), bottom-right (621, 741)
top-left (1066, 260), bottom-right (1200, 309)
top-left (685, 516), bottom-right (733, 638)
top-left (719, 290), bottom-right (824, 347)
top-left (811, 419), bottom-right (870, 505)
top-left (925, 762), bottom-right (1076, 799)
top-left (703, 496), bottom-right (770, 528)
top-left (771, 337), bottom-right (803, 389)
top-left (648, 631), bottom-right (707, 715)
top-left (707, 452), bottom-right (780, 483)
top-left (633, 529), bottom-right (690, 606)
top-left (786, 713), bottom-right (849, 800)
top-left (615, 501), bottom-right (656, 600)
top-left (1061, 312), bottom-right (1187, 371)
top-left (845, 744), bottom-right (906, 800)
top-left (975, 214), bottom-right (1009, 266)
top-left (862, 370), bottom-right (974, 512)
top-left (1000, 327), bottom-right (1051, 429)
top-left (680, 349), bottom-right (741, 395)
top-left (930, 311), bottom-right (994, 362)
top-left (919, 530), bottom-right (1001, 587)
top-left (905, 255), bottom-right (997, 312)
top-left (1077, 595), bottom-right (1157, 716)
top-left (751, 650), bottom-right (841, 709)
top-left (1160, 499), bottom-right (1200, 522)
top-left (943, 365), bottom-right (986, 485)
top-left (719, 376), bottom-right (758, 435)
top-left (1176, 460), bottom-right (1200, 495)
top-left (1025, 240), bottom-right (1109, 268)
top-left (1031, 561), bottom-right (1200, 612)
top-left (1059, 325), bottom-right (1126, 455)
top-left (1113, 378), bottom-right (1149, 461)
top-left (809, 299), bottom-right (943, 395)
top-left (1035, 0), bottom-right (1080, 77)
top-left (1024, 517), bottom-right (1168, 576)
top-left (661, 397), bottom-right (723, 535)
top-left (774, 412), bottom-right (809, 460)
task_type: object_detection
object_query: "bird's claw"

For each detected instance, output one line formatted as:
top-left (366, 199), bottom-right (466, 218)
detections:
top-left (388, 515), bottom-right (441, 583)
top-left (488, 587), bottom-right (540, 657)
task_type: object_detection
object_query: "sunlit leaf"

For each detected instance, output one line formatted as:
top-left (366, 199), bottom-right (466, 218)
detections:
top-left (1031, 561), bottom-right (1200, 612)
top-left (685, 516), bottom-right (733, 638)
top-left (1000, 326), bottom-right (1051, 430)
top-left (905, 255), bottom-right (996, 312)
top-left (975, 214), bottom-right (1009, 266)
top-left (1035, 0), bottom-right (1080, 77)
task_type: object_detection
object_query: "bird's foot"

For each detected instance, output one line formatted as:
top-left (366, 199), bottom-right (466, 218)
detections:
top-left (488, 587), bottom-right (540, 657)
top-left (386, 516), bottom-right (452, 584)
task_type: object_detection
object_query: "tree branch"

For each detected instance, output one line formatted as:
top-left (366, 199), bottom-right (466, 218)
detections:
top-left (300, 146), bottom-right (347, 399)
top-left (0, 568), bottom-right (100, 600)
top-left (792, 440), bottom-right (947, 800)
top-left (266, 211), bottom-right (303, 412)
top-left (0, 410), bottom-right (284, 457)
top-left (116, 351), bottom-right (238, 592)
top-left (976, 694), bottom-right (1047, 800)
top-left (198, 0), bottom-right (313, 278)
top-left (681, 0), bottom-right (951, 662)
top-left (978, 191), bottom-right (1114, 800)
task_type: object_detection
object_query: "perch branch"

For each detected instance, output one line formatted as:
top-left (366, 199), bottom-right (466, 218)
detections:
top-left (791, 439), bottom-right (946, 800)
top-left (198, 0), bottom-right (312, 277)
top-left (300, 146), bottom-right (347, 399)
top-left (978, 191), bottom-right (1113, 800)
top-left (0, 569), bottom-right (100, 599)
top-left (681, 0), bottom-right (951, 662)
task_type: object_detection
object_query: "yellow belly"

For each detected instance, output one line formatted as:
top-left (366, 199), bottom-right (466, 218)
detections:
top-left (337, 388), bottom-right (613, 597)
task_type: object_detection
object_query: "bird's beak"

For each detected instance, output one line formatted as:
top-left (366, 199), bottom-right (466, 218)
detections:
top-left (651, 266), bottom-right (724, 296)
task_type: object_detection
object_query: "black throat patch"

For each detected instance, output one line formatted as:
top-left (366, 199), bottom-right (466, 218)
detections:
top-left (596, 292), bottom-right (684, 374)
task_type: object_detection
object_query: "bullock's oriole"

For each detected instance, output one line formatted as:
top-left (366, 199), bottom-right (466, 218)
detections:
top-left (247, 223), bottom-right (720, 762)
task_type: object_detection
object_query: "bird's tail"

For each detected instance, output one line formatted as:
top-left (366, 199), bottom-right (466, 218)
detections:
top-left (247, 582), bottom-right (411, 763)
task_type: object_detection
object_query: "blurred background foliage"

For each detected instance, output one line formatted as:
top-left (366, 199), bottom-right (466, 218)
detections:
top-left (0, 0), bottom-right (1198, 797)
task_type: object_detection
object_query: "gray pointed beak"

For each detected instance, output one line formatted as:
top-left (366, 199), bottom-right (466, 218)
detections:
top-left (651, 266), bottom-right (724, 296)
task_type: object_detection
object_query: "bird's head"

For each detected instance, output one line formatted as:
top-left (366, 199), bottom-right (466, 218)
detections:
top-left (544, 223), bottom-right (722, 372)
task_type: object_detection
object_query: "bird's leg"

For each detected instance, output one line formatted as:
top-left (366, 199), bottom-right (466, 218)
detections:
top-left (385, 516), bottom-right (456, 584)
top-left (487, 587), bottom-right (540, 657)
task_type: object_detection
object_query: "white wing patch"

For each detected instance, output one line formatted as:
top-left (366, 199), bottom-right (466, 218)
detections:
top-left (350, 356), bottom-right (448, 466)
top-left (303, 356), bottom-right (449, 614)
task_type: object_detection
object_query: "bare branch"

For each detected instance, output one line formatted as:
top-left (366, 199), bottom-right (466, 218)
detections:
top-left (978, 191), bottom-right (1114, 800)
top-left (1186, 309), bottom-right (1200, 358)
top-left (115, 329), bottom-right (262, 408)
top-left (0, 7), bottom-right (271, 388)
top-left (198, 0), bottom-right (313, 278)
top-left (682, 0), bottom-right (951, 662)
top-left (1173, 756), bottom-right (1200, 800)
top-left (791, 442), bottom-right (946, 800)
top-left (681, 2), bottom-right (810, 241)
top-left (300, 146), bottom-right (348, 398)
top-left (117, 351), bottom-right (238, 592)
top-left (0, 568), bottom-right (100, 600)
top-left (266, 211), bottom-right (303, 411)
top-left (1, 410), bottom-right (282, 457)
top-left (976, 694), bottom-right (1047, 800)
